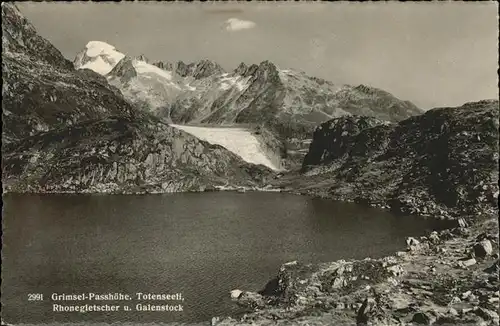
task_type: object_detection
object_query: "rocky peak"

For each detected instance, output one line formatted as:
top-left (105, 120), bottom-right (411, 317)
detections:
top-left (1, 3), bottom-right (73, 70)
top-left (107, 56), bottom-right (137, 83)
top-left (234, 62), bottom-right (248, 75)
top-left (241, 64), bottom-right (259, 77)
top-left (232, 60), bottom-right (280, 82)
top-left (174, 60), bottom-right (192, 77)
top-left (153, 61), bottom-right (174, 71)
top-left (191, 59), bottom-right (225, 79)
top-left (258, 60), bottom-right (278, 71)
top-left (255, 60), bottom-right (280, 80)
top-left (171, 59), bottom-right (225, 79)
top-left (303, 116), bottom-right (388, 170)
top-left (354, 84), bottom-right (376, 94)
top-left (135, 54), bottom-right (149, 63)
top-left (73, 41), bottom-right (126, 75)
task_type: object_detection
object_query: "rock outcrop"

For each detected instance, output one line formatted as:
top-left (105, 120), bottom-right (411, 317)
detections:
top-left (107, 56), bottom-right (137, 83)
top-left (274, 99), bottom-right (499, 219)
top-left (2, 115), bottom-right (273, 194)
top-left (1, 2), bottom-right (73, 71)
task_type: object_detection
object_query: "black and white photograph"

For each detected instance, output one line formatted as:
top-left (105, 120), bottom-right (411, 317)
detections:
top-left (1, 1), bottom-right (499, 325)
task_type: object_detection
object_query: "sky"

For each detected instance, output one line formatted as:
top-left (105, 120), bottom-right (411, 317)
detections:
top-left (16, 1), bottom-right (498, 110)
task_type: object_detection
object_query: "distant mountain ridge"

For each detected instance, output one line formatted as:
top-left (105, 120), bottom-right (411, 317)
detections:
top-left (73, 41), bottom-right (424, 169)
top-left (73, 41), bottom-right (424, 133)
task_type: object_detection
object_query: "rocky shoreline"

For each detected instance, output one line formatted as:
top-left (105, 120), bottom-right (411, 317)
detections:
top-left (213, 211), bottom-right (499, 326)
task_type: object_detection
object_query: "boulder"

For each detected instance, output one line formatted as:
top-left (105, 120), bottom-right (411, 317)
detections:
top-left (406, 237), bottom-right (423, 251)
top-left (457, 217), bottom-right (469, 228)
top-left (230, 289), bottom-right (242, 300)
top-left (356, 297), bottom-right (376, 324)
top-left (429, 231), bottom-right (440, 244)
top-left (459, 257), bottom-right (477, 268)
top-left (331, 276), bottom-right (348, 289)
top-left (386, 264), bottom-right (405, 277)
top-left (235, 291), bottom-right (267, 309)
top-left (406, 237), bottom-right (420, 246)
top-left (333, 302), bottom-right (346, 310)
top-left (483, 259), bottom-right (499, 274)
top-left (411, 311), bottom-right (436, 325)
top-left (473, 239), bottom-right (493, 258)
top-left (474, 307), bottom-right (500, 323)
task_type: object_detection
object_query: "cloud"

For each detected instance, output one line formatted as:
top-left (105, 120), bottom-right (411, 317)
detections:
top-left (225, 18), bottom-right (256, 32)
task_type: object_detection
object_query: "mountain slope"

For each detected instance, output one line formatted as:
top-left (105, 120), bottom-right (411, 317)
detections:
top-left (1, 5), bottom-right (138, 143)
top-left (2, 115), bottom-right (272, 193)
top-left (274, 99), bottom-right (499, 219)
top-left (1, 3), bottom-right (272, 193)
top-left (1, 2), bottom-right (72, 71)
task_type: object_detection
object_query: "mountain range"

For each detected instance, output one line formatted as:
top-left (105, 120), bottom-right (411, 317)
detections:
top-left (72, 40), bottom-right (424, 168)
top-left (74, 41), bottom-right (423, 132)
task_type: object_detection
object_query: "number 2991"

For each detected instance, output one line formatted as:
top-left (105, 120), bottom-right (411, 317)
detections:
top-left (28, 293), bottom-right (44, 301)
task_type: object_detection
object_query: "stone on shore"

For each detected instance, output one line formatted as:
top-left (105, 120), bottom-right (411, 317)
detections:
top-left (474, 239), bottom-right (493, 258)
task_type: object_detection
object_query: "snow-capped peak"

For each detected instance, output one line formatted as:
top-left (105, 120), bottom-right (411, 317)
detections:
top-left (74, 41), bottom-right (125, 75)
top-left (85, 41), bottom-right (118, 57)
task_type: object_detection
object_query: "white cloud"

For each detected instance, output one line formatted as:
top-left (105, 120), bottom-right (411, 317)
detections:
top-left (225, 18), bottom-right (256, 32)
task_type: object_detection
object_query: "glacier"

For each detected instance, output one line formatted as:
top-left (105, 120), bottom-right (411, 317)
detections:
top-left (170, 124), bottom-right (282, 171)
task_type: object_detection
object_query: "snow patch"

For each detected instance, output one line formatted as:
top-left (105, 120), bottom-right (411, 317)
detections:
top-left (220, 82), bottom-right (232, 91)
top-left (131, 60), bottom-right (182, 91)
top-left (219, 75), bottom-right (250, 91)
top-left (134, 60), bottom-right (173, 81)
top-left (80, 56), bottom-right (114, 75)
top-left (171, 125), bottom-right (281, 171)
top-left (85, 41), bottom-right (118, 57)
top-left (235, 78), bottom-right (250, 91)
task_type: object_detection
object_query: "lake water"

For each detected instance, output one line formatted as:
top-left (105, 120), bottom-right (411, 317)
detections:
top-left (1, 192), bottom-right (442, 324)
